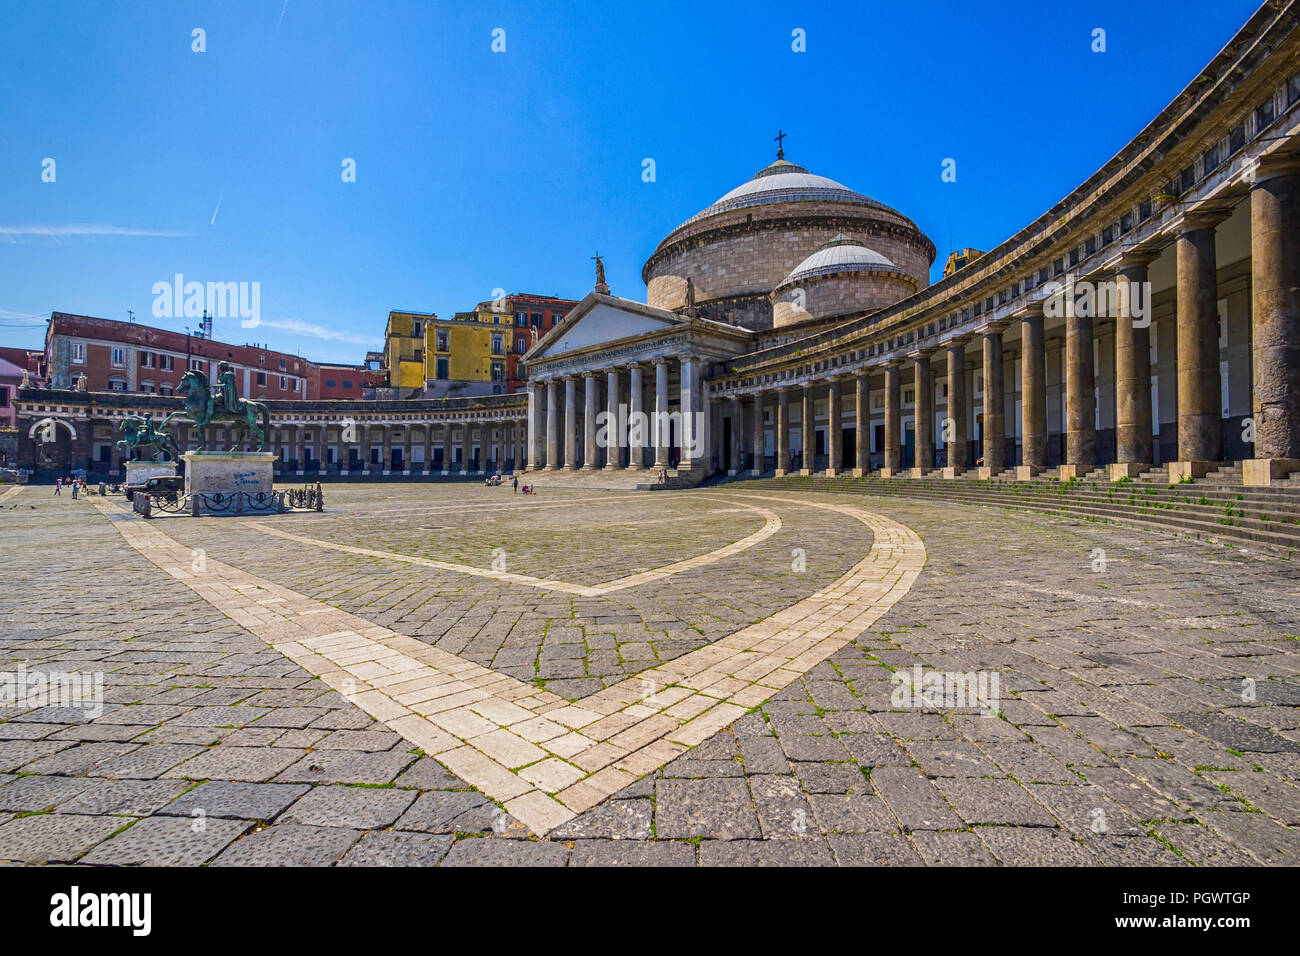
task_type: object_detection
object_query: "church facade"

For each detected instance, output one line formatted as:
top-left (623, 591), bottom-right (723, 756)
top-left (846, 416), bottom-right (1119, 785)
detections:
top-left (524, 2), bottom-right (1300, 487)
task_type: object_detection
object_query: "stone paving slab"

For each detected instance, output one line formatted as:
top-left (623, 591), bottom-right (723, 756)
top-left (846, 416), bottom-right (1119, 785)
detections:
top-left (1, 483), bottom-right (1298, 865)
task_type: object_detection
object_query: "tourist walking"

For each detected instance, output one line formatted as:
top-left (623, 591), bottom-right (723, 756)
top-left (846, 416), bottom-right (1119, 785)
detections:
top-left (512, 476), bottom-right (518, 494)
top-left (54, 478), bottom-right (62, 495)
top-left (70, 479), bottom-right (79, 499)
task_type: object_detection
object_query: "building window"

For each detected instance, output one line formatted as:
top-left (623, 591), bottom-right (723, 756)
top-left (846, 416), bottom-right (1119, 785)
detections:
top-left (436, 330), bottom-right (449, 351)
top-left (70, 342), bottom-right (86, 365)
top-left (190, 357), bottom-right (204, 371)
top-left (279, 358), bottom-right (286, 371)
top-left (159, 354), bottom-right (173, 371)
top-left (515, 311), bottom-right (527, 325)
top-left (1202, 144), bottom-right (1221, 175)
top-left (1229, 122), bottom-right (1246, 155)
top-left (516, 337), bottom-right (527, 354)
top-left (140, 351), bottom-right (154, 368)
top-left (256, 371), bottom-right (267, 386)
top-left (0, 385), bottom-right (9, 408)
top-left (140, 380), bottom-right (155, 394)
top-left (491, 360), bottom-right (505, 383)
top-left (159, 383), bottom-right (173, 396)
top-left (436, 357), bottom-right (449, 380)
top-left (1256, 98), bottom-right (1276, 132)
top-left (279, 375), bottom-right (288, 390)
top-left (325, 379), bottom-right (337, 388)
top-left (343, 380), bottom-right (353, 389)
top-left (111, 347), bottom-right (126, 368)
top-left (492, 334), bottom-right (503, 355)
top-left (1179, 165), bottom-right (1195, 193)
top-left (530, 313), bottom-right (542, 328)
top-left (108, 376), bottom-right (126, 391)
top-left (413, 321), bottom-right (422, 337)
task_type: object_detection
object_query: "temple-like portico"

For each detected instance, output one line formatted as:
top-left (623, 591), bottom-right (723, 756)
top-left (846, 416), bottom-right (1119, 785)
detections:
top-left (523, 291), bottom-right (750, 479)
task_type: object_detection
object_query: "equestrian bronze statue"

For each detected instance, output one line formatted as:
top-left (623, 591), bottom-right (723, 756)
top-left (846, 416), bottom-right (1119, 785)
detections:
top-left (176, 362), bottom-right (271, 451)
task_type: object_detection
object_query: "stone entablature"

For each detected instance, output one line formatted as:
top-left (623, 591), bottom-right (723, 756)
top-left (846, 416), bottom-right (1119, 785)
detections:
top-left (711, 3), bottom-right (1300, 385)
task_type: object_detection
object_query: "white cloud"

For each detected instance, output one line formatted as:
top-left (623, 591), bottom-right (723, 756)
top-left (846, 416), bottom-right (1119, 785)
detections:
top-left (0, 223), bottom-right (193, 243)
top-left (258, 317), bottom-right (381, 348)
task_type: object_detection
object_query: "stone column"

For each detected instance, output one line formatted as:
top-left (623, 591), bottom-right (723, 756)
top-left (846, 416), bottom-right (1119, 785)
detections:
top-left (799, 385), bottom-right (815, 475)
top-left (403, 427), bottom-right (413, 474)
top-left (462, 424), bottom-right (473, 474)
top-left (854, 373), bottom-right (869, 476)
top-left (980, 329), bottom-right (1005, 476)
top-left (751, 392), bottom-right (765, 475)
top-left (421, 424), bottom-right (432, 475)
top-left (518, 420), bottom-right (527, 471)
top-left (1246, 164), bottom-right (1300, 485)
top-left (627, 363), bottom-right (645, 470)
top-left (543, 380), bottom-right (558, 470)
top-left (380, 425), bottom-right (391, 475)
top-left (827, 379), bottom-right (842, 476)
top-left (1064, 281), bottom-right (1097, 478)
top-left (526, 383), bottom-right (541, 470)
top-left (913, 354), bottom-right (932, 476)
top-left (776, 387), bottom-right (791, 476)
top-left (441, 424), bottom-right (452, 474)
top-left (883, 363), bottom-right (901, 476)
top-left (1112, 258), bottom-right (1155, 479)
top-left (562, 376), bottom-right (578, 470)
top-left (653, 358), bottom-right (670, 470)
top-left (1173, 218), bottom-right (1223, 479)
top-left (494, 427), bottom-right (503, 474)
top-left (604, 368), bottom-right (621, 470)
top-left (679, 356), bottom-right (701, 472)
top-left (582, 372), bottom-right (598, 470)
top-left (724, 396), bottom-right (740, 475)
top-left (295, 425), bottom-right (306, 476)
top-left (1019, 309), bottom-right (1047, 479)
top-left (945, 340), bottom-right (968, 476)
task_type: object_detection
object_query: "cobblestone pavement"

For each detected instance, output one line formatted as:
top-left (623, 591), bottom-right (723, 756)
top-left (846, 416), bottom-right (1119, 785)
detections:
top-left (1, 482), bottom-right (1298, 865)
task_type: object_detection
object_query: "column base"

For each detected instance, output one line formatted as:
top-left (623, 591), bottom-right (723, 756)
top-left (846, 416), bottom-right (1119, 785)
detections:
top-left (1168, 460), bottom-right (1215, 483)
top-left (904, 467), bottom-right (925, 479)
top-left (626, 464), bottom-right (644, 471)
top-left (851, 468), bottom-right (867, 478)
top-left (941, 467), bottom-right (963, 480)
top-left (798, 468), bottom-right (813, 476)
top-left (1243, 458), bottom-right (1300, 487)
top-left (774, 467), bottom-right (790, 477)
top-left (1058, 464), bottom-right (1092, 481)
top-left (580, 464), bottom-right (598, 472)
top-left (824, 467), bottom-right (839, 477)
top-left (975, 466), bottom-right (1002, 480)
top-left (1013, 465), bottom-right (1044, 481)
top-left (751, 468), bottom-right (762, 476)
top-left (1108, 462), bottom-right (1148, 481)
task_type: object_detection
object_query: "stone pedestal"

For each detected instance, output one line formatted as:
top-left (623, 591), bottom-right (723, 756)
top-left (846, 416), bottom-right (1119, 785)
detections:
top-left (975, 466), bottom-right (1001, 480)
top-left (183, 451), bottom-right (276, 514)
top-left (1058, 464), bottom-right (1089, 481)
top-left (905, 467), bottom-right (925, 479)
top-left (1243, 458), bottom-right (1300, 487)
top-left (125, 460), bottom-right (178, 487)
top-left (879, 467), bottom-right (899, 479)
top-left (851, 468), bottom-right (867, 478)
top-left (1013, 465), bottom-right (1044, 481)
top-left (1168, 460), bottom-right (1215, 483)
top-left (1108, 463), bottom-right (1147, 481)
top-left (941, 467), bottom-right (963, 480)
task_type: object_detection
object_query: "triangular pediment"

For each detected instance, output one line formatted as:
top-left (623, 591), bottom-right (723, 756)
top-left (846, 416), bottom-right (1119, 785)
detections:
top-left (526, 293), bottom-right (687, 362)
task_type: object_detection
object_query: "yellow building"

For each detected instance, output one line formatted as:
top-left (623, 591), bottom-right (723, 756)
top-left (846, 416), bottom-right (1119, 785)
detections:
top-left (943, 247), bottom-right (984, 278)
top-left (423, 302), bottom-right (514, 398)
top-left (383, 310), bottom-right (431, 393)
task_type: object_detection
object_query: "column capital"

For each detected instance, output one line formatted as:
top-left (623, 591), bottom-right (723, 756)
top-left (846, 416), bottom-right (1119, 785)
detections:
top-left (1170, 204), bottom-right (1233, 235)
top-left (652, 355), bottom-right (670, 367)
top-left (1247, 152), bottom-right (1300, 185)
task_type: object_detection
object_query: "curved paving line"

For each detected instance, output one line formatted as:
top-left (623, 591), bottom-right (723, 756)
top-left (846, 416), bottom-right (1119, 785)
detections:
top-left (90, 495), bottom-right (924, 837)
top-left (236, 493), bottom-right (782, 597)
top-left (0, 485), bottom-right (25, 506)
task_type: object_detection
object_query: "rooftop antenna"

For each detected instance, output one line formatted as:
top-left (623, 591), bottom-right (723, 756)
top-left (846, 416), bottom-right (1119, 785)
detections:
top-left (201, 309), bottom-right (213, 340)
top-left (127, 309), bottom-right (136, 323)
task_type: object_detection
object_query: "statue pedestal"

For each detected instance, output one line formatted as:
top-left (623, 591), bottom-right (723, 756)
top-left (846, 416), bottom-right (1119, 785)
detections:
top-left (125, 460), bottom-right (178, 487)
top-left (183, 451), bottom-right (279, 515)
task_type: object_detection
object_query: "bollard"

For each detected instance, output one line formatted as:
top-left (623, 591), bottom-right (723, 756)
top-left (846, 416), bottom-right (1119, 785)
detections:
top-left (191, 494), bottom-right (200, 517)
top-left (140, 494), bottom-right (152, 519)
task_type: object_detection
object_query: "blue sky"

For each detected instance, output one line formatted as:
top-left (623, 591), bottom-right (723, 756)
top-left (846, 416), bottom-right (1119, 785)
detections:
top-left (0, 0), bottom-right (1263, 363)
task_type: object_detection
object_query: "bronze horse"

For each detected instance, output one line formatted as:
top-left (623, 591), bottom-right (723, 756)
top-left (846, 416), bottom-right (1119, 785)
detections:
top-left (176, 369), bottom-right (271, 452)
top-left (116, 413), bottom-right (181, 461)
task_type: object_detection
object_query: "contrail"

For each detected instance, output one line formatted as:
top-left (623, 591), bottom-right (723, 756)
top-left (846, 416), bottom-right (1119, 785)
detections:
top-left (210, 197), bottom-right (222, 225)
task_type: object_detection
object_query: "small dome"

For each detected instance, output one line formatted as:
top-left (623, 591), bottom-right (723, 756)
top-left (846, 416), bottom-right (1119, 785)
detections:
top-left (682, 159), bottom-right (890, 226)
top-left (779, 234), bottom-right (900, 286)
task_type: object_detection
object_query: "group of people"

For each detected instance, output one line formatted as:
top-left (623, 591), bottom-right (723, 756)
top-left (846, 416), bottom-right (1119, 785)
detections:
top-left (53, 476), bottom-right (86, 499)
top-left (509, 476), bottom-right (537, 495)
top-left (483, 474), bottom-right (504, 486)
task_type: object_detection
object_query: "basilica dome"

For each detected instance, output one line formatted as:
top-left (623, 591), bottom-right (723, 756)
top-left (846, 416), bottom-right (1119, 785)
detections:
top-left (643, 156), bottom-right (935, 332)
top-left (771, 234), bottom-right (920, 327)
